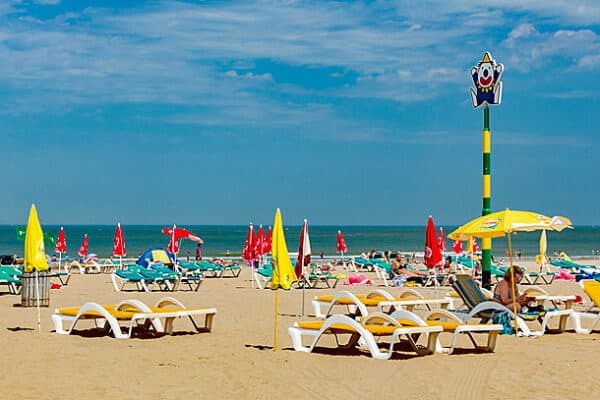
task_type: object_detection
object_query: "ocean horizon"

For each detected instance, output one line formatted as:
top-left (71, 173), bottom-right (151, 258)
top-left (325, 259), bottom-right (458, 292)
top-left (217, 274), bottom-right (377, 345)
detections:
top-left (3, 224), bottom-right (600, 260)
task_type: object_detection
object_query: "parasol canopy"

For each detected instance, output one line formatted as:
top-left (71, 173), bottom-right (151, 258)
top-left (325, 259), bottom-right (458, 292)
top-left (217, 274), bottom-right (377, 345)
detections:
top-left (136, 248), bottom-right (175, 267)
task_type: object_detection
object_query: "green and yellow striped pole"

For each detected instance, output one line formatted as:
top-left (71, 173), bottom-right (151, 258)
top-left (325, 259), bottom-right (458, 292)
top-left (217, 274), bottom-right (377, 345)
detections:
top-left (482, 105), bottom-right (492, 288)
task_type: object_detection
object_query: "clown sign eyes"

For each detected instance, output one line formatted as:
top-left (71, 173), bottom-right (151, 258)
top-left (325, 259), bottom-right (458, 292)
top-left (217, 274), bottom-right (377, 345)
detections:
top-left (470, 52), bottom-right (504, 108)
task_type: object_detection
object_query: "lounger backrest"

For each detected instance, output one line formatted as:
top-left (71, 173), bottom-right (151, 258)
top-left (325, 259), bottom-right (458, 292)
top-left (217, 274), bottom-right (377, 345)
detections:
top-left (452, 275), bottom-right (488, 310)
top-left (582, 279), bottom-right (600, 308)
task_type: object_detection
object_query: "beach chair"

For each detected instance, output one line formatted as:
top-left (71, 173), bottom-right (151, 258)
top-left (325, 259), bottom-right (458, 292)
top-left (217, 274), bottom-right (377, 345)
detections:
top-left (254, 265), bottom-right (272, 289)
top-left (352, 257), bottom-right (373, 272)
top-left (288, 312), bottom-right (442, 359)
top-left (0, 270), bottom-right (22, 294)
top-left (312, 289), bottom-right (451, 319)
top-left (195, 261), bottom-right (225, 278)
top-left (51, 297), bottom-right (217, 338)
top-left (111, 270), bottom-right (150, 292)
top-left (68, 261), bottom-right (101, 274)
top-left (220, 262), bottom-right (241, 278)
top-left (451, 275), bottom-right (574, 337)
top-left (128, 265), bottom-right (178, 291)
top-left (570, 280), bottom-right (600, 334)
top-left (151, 263), bottom-right (203, 291)
top-left (387, 308), bottom-right (502, 354)
top-left (306, 264), bottom-right (340, 289)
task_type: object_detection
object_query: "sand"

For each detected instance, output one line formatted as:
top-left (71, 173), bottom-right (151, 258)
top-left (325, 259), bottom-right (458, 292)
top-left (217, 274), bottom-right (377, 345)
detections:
top-left (1, 259), bottom-right (599, 400)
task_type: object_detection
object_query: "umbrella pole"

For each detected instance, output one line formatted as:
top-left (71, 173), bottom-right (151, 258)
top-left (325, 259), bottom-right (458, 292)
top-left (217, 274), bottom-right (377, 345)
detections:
top-left (507, 233), bottom-right (519, 335)
top-left (301, 262), bottom-right (306, 316)
top-left (274, 289), bottom-right (279, 352)
top-left (35, 270), bottom-right (41, 333)
top-left (58, 253), bottom-right (62, 273)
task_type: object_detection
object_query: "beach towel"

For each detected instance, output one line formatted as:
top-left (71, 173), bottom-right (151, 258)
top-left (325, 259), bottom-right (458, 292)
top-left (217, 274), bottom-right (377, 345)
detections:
top-left (342, 273), bottom-right (372, 286)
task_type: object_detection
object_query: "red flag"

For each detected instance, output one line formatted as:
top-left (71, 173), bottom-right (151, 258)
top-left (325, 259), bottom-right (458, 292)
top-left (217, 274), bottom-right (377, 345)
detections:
top-left (336, 230), bottom-right (347, 253)
top-left (264, 226), bottom-right (272, 253)
top-left (255, 225), bottom-right (265, 258)
top-left (439, 227), bottom-right (447, 251)
top-left (113, 223), bottom-right (126, 257)
top-left (452, 240), bottom-right (463, 254)
top-left (167, 224), bottom-right (179, 255)
top-left (295, 219), bottom-right (311, 278)
top-left (242, 223), bottom-right (255, 262)
top-left (78, 234), bottom-right (88, 257)
top-left (55, 227), bottom-right (67, 254)
top-left (424, 216), bottom-right (442, 268)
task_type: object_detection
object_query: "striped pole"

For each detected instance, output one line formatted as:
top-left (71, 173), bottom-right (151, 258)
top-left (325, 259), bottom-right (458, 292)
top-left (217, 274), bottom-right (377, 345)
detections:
top-left (481, 105), bottom-right (492, 288)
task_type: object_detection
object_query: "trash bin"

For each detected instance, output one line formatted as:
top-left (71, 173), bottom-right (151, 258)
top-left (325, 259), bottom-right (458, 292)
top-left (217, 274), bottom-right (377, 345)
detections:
top-left (21, 271), bottom-right (50, 307)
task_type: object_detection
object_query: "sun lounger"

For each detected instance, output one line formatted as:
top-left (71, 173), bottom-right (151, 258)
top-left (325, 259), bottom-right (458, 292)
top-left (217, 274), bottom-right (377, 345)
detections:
top-left (570, 280), bottom-right (600, 334)
top-left (386, 308), bottom-right (502, 354)
top-left (51, 297), bottom-right (217, 338)
top-left (111, 270), bottom-right (150, 292)
top-left (312, 289), bottom-right (451, 318)
top-left (68, 261), bottom-right (102, 274)
top-left (0, 270), bottom-right (22, 294)
top-left (254, 266), bottom-right (273, 289)
top-left (288, 313), bottom-right (442, 359)
top-left (452, 275), bottom-right (574, 337)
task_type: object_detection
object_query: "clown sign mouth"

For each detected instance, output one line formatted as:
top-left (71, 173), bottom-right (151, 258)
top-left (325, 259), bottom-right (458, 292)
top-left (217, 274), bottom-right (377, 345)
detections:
top-left (479, 76), bottom-right (492, 86)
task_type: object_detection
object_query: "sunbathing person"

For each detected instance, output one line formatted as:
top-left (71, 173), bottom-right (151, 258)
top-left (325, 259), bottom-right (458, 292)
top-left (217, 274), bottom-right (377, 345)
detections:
top-left (493, 265), bottom-right (530, 312)
top-left (391, 253), bottom-right (428, 285)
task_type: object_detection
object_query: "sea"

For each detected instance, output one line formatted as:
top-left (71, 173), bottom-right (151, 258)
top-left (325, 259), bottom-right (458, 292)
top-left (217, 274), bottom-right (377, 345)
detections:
top-left (3, 225), bottom-right (600, 260)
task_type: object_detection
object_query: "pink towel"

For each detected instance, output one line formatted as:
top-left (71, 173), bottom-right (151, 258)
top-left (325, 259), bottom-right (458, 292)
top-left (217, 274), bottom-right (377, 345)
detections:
top-left (342, 273), bottom-right (373, 286)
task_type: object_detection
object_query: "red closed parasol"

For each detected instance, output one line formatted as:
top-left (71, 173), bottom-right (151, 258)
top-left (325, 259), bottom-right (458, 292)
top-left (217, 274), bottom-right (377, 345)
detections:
top-left (78, 234), bottom-right (88, 258)
top-left (424, 216), bottom-right (442, 268)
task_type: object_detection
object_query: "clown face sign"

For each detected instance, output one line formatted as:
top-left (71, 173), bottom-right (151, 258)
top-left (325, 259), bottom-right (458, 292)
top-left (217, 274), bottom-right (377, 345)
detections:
top-left (470, 52), bottom-right (503, 108)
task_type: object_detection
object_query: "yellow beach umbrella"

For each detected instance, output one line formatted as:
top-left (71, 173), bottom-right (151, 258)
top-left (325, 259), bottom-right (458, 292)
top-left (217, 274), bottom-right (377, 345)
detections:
top-left (448, 209), bottom-right (572, 241)
top-left (23, 204), bottom-right (49, 333)
top-left (536, 230), bottom-right (549, 271)
top-left (270, 208), bottom-right (297, 290)
top-left (270, 208), bottom-right (297, 352)
top-left (449, 209), bottom-right (572, 335)
top-left (24, 204), bottom-right (49, 273)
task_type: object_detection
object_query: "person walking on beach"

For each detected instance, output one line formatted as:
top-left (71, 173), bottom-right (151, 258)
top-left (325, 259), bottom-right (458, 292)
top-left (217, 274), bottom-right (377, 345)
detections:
top-left (195, 243), bottom-right (202, 261)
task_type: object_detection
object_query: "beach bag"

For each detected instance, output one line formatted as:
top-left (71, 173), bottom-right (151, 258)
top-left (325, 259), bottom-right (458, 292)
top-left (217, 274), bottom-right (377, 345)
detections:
top-left (492, 311), bottom-right (513, 335)
top-left (392, 276), bottom-right (406, 287)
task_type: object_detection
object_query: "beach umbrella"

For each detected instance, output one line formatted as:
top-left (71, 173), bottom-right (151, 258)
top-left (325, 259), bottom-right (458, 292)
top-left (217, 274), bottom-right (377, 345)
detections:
top-left (452, 240), bottom-right (462, 254)
top-left (242, 223), bottom-right (255, 264)
top-left (161, 226), bottom-right (204, 244)
top-left (536, 230), bottom-right (550, 272)
top-left (255, 225), bottom-right (265, 259)
top-left (55, 227), bottom-right (67, 272)
top-left (439, 227), bottom-right (447, 252)
top-left (424, 216), bottom-right (442, 269)
top-left (23, 204), bottom-right (49, 332)
top-left (336, 230), bottom-right (347, 267)
top-left (296, 219), bottom-right (312, 316)
top-left (449, 209), bottom-right (573, 334)
top-left (136, 248), bottom-right (175, 267)
top-left (264, 226), bottom-right (272, 253)
top-left (270, 208), bottom-right (298, 351)
top-left (167, 224), bottom-right (179, 257)
top-left (113, 223), bottom-right (126, 269)
top-left (78, 234), bottom-right (88, 258)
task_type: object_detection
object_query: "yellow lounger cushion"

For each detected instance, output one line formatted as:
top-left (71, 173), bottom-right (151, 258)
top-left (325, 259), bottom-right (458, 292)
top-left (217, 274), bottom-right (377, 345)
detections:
top-left (296, 321), bottom-right (410, 336)
top-left (57, 306), bottom-right (136, 321)
top-left (583, 280), bottom-right (600, 307)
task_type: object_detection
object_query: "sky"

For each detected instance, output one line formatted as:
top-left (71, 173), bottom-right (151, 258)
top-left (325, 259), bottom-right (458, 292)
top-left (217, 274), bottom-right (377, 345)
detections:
top-left (1, 0), bottom-right (600, 226)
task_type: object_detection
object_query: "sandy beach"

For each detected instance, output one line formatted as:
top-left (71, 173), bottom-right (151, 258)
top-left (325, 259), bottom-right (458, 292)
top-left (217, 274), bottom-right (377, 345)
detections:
top-left (1, 258), bottom-right (599, 400)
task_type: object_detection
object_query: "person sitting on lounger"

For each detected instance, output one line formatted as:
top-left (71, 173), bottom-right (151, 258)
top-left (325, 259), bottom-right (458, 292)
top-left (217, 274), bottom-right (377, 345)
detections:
top-left (493, 265), bottom-right (530, 312)
top-left (391, 253), bottom-right (428, 286)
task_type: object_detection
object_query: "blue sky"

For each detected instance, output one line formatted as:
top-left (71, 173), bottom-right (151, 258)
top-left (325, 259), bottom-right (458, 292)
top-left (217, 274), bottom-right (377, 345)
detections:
top-left (2, 0), bottom-right (600, 226)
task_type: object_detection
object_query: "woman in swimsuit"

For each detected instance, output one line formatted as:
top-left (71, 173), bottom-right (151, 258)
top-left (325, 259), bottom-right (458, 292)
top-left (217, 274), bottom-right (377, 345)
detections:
top-left (493, 265), bottom-right (530, 312)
